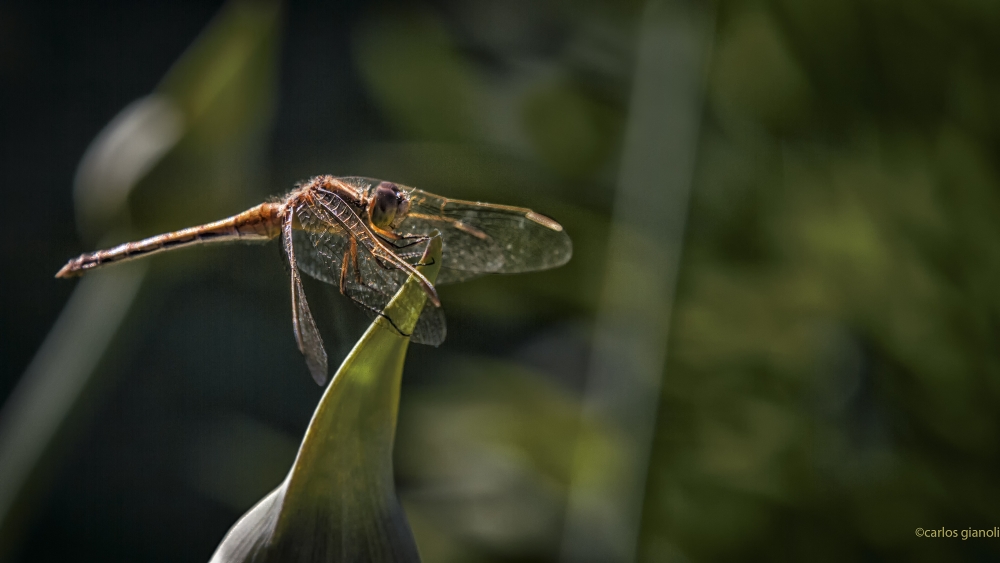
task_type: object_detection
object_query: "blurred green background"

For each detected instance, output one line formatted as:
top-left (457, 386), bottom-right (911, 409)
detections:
top-left (2, 0), bottom-right (1000, 561)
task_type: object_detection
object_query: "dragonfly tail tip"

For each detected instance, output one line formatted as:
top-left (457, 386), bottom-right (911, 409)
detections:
top-left (55, 263), bottom-right (78, 279)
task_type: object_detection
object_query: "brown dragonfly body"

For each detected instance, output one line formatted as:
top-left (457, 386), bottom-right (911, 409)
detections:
top-left (58, 175), bottom-right (572, 385)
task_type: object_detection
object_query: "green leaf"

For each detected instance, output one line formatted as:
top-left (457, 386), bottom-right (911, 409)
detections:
top-left (210, 235), bottom-right (442, 563)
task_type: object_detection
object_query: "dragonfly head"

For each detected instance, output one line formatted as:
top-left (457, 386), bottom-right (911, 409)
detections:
top-left (369, 181), bottom-right (411, 229)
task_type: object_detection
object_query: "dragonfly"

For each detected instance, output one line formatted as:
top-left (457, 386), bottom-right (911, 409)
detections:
top-left (57, 175), bottom-right (573, 385)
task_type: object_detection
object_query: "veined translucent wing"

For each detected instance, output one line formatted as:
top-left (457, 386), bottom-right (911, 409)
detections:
top-left (292, 191), bottom-right (446, 345)
top-left (282, 212), bottom-right (328, 385)
top-left (397, 187), bottom-right (572, 284)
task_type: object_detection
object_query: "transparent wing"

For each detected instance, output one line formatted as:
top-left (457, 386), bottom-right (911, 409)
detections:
top-left (282, 213), bottom-right (328, 385)
top-left (292, 193), bottom-right (445, 345)
top-left (399, 188), bottom-right (573, 284)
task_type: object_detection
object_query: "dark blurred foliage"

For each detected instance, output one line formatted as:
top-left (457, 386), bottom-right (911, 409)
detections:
top-left (2, 0), bottom-right (1000, 562)
top-left (643, 1), bottom-right (1000, 561)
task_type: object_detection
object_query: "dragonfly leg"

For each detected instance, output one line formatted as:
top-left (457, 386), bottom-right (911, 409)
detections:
top-left (349, 237), bottom-right (362, 285)
top-left (339, 247), bottom-right (349, 295)
top-left (393, 234), bottom-right (431, 249)
top-left (372, 223), bottom-right (430, 249)
top-left (336, 229), bottom-right (364, 295)
top-left (370, 223), bottom-right (401, 241)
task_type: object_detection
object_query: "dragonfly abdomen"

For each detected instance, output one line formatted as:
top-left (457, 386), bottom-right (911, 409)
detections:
top-left (55, 203), bottom-right (283, 278)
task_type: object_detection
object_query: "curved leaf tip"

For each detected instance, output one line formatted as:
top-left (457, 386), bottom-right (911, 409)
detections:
top-left (210, 234), bottom-right (442, 563)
